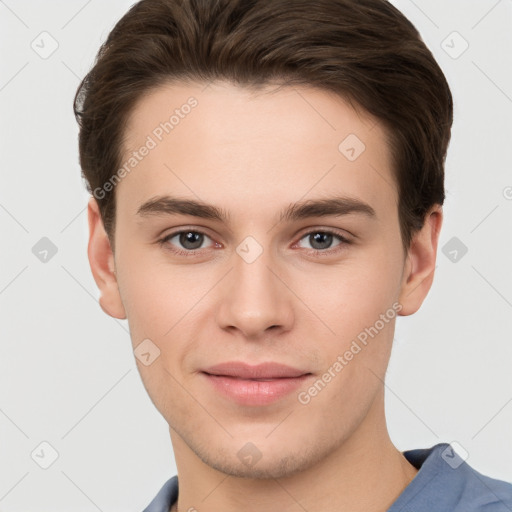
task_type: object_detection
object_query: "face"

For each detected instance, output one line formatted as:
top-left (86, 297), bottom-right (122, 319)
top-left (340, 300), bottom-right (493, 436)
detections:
top-left (88, 80), bottom-right (440, 479)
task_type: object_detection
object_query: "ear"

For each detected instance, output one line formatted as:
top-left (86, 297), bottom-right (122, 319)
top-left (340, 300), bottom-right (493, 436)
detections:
top-left (87, 196), bottom-right (126, 319)
top-left (398, 205), bottom-right (443, 316)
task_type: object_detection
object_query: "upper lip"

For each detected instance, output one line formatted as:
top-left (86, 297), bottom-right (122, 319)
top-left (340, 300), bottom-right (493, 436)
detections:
top-left (202, 362), bottom-right (310, 379)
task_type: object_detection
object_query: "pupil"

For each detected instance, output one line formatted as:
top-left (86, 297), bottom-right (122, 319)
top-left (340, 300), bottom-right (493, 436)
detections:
top-left (310, 232), bottom-right (332, 250)
top-left (180, 231), bottom-right (203, 249)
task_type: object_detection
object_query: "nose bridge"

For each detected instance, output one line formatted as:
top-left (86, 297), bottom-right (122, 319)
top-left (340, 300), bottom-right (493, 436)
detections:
top-left (216, 235), bottom-right (293, 336)
top-left (235, 243), bottom-right (276, 297)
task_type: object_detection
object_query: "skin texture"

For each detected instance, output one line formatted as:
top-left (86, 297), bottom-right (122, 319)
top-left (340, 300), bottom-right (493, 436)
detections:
top-left (87, 81), bottom-right (442, 512)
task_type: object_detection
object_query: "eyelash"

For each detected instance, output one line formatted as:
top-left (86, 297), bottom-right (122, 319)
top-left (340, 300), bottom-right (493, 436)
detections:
top-left (157, 228), bottom-right (351, 258)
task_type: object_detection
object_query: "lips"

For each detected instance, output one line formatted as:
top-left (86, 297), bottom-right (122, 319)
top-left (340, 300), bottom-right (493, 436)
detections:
top-left (202, 361), bottom-right (310, 380)
top-left (201, 362), bottom-right (313, 406)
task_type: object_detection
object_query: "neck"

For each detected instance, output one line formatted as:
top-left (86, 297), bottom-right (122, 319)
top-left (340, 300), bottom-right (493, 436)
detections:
top-left (169, 390), bottom-right (418, 512)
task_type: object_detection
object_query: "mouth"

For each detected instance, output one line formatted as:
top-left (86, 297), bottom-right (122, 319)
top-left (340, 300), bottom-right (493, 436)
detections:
top-left (202, 361), bottom-right (310, 379)
top-left (200, 362), bottom-right (313, 406)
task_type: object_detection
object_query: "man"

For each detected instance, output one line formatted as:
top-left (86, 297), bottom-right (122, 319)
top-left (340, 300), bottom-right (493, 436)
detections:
top-left (74, 0), bottom-right (512, 510)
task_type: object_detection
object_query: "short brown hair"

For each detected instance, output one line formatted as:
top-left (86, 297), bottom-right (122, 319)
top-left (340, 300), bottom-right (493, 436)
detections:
top-left (74, 0), bottom-right (453, 252)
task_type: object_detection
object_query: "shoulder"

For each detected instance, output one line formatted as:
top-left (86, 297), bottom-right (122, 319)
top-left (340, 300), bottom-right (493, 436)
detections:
top-left (456, 463), bottom-right (512, 511)
top-left (390, 443), bottom-right (512, 512)
top-left (142, 476), bottom-right (178, 512)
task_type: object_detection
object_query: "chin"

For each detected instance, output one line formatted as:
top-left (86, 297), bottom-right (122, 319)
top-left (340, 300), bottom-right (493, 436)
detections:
top-left (192, 434), bottom-right (328, 481)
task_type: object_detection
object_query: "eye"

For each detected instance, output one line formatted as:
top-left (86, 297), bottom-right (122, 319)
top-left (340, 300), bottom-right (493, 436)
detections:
top-left (157, 227), bottom-right (351, 257)
top-left (296, 230), bottom-right (350, 252)
top-left (158, 229), bottom-right (216, 255)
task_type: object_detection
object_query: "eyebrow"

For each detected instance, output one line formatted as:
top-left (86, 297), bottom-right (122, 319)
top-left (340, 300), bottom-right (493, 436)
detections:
top-left (136, 195), bottom-right (376, 223)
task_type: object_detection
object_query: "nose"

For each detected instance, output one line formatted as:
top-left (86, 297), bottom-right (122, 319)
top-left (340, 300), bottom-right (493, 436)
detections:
top-left (215, 243), bottom-right (294, 339)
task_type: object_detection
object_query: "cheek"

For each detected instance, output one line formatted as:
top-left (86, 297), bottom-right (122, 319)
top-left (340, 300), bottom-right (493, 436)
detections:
top-left (296, 254), bottom-right (402, 332)
top-left (115, 249), bottom-right (175, 346)
top-left (116, 250), bottom-right (218, 378)
top-left (291, 249), bottom-right (402, 388)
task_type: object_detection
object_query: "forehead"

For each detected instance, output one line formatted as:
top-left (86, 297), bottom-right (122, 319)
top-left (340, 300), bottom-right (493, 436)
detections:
top-left (117, 80), bottom-right (397, 219)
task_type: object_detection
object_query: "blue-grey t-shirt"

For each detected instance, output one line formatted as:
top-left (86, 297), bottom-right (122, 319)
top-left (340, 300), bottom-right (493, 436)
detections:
top-left (142, 442), bottom-right (512, 511)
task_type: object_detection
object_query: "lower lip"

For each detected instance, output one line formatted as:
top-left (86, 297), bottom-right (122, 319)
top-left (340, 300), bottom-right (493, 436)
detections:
top-left (202, 372), bottom-right (312, 406)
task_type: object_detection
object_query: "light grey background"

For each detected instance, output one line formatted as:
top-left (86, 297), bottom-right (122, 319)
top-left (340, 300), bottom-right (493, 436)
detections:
top-left (1, 1), bottom-right (511, 510)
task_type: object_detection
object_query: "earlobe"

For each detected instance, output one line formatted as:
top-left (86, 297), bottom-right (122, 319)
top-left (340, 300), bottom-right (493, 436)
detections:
top-left (398, 205), bottom-right (443, 316)
top-left (87, 196), bottom-right (127, 319)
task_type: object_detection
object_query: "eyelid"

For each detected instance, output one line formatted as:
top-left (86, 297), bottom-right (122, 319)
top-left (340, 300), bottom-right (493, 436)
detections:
top-left (294, 226), bottom-right (352, 243)
top-left (159, 224), bottom-right (217, 240)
